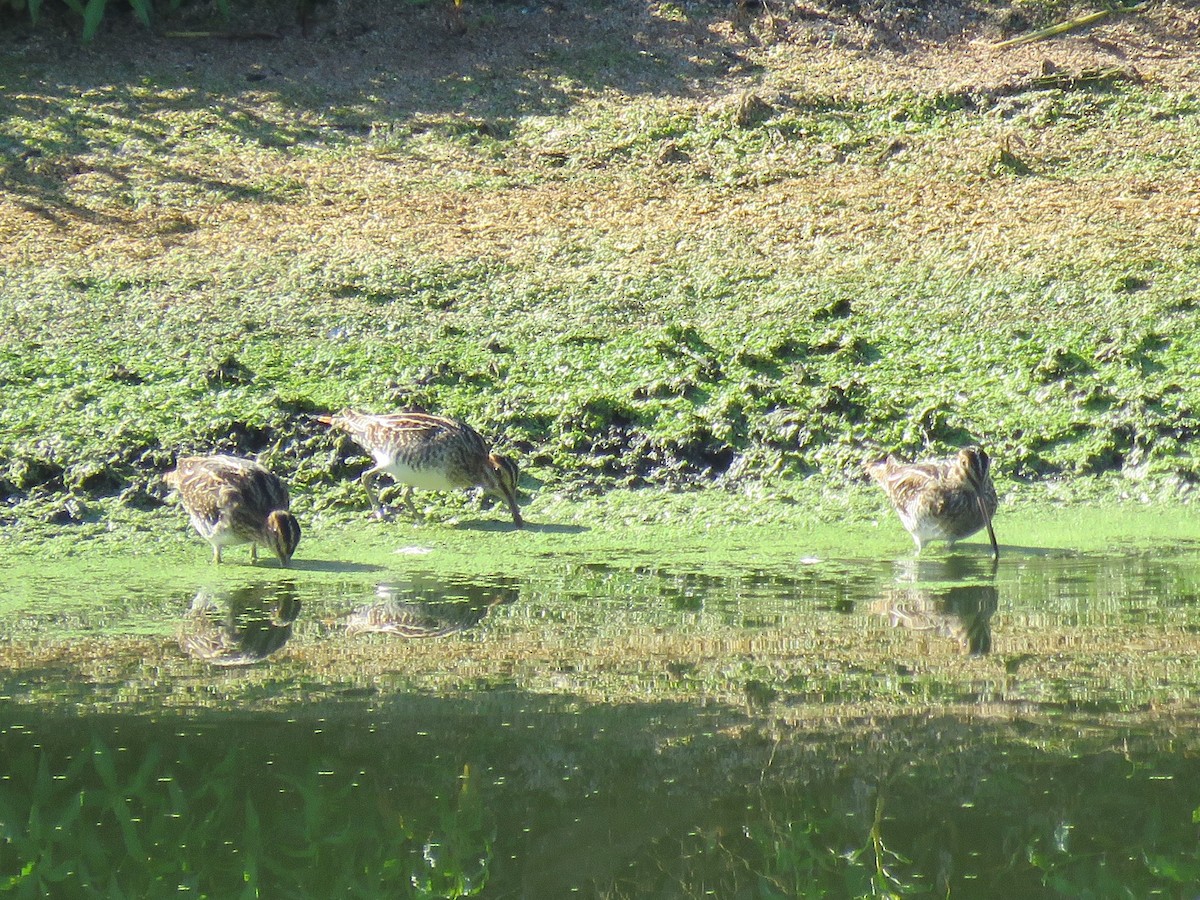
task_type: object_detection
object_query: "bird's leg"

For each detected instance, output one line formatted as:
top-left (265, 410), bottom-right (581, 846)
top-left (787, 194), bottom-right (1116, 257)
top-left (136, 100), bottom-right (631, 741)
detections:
top-left (402, 486), bottom-right (421, 522)
top-left (213, 545), bottom-right (222, 565)
top-left (360, 469), bottom-right (386, 519)
top-left (251, 544), bottom-right (259, 563)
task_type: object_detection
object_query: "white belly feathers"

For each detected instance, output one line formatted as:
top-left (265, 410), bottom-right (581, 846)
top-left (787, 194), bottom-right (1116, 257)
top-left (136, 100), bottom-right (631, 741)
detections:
top-left (378, 457), bottom-right (462, 492)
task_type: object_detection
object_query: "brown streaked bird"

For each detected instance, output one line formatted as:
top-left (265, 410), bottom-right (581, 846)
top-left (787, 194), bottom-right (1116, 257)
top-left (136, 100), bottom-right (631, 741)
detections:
top-left (866, 447), bottom-right (999, 559)
top-left (163, 455), bottom-right (302, 566)
top-left (316, 410), bottom-right (523, 527)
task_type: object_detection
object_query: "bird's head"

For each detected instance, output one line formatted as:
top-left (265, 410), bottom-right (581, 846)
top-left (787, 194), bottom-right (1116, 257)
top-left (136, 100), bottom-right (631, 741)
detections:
top-left (264, 510), bottom-right (302, 566)
top-left (486, 453), bottom-right (523, 528)
top-left (958, 447), bottom-right (991, 487)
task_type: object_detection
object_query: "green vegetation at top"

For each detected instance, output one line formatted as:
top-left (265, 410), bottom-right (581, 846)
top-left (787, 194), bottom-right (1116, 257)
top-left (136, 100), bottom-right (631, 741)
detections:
top-left (1, 0), bottom-right (1198, 528)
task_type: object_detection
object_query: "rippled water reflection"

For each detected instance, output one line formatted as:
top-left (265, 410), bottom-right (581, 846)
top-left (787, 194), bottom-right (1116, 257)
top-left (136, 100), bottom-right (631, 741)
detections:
top-left (179, 583), bottom-right (302, 666)
top-left (3, 548), bottom-right (1200, 897)
top-left (345, 574), bottom-right (519, 637)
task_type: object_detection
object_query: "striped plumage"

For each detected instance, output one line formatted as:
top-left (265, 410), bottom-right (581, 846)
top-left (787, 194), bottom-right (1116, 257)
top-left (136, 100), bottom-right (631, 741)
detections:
top-left (164, 455), bottom-right (302, 566)
top-left (866, 447), bottom-right (999, 558)
top-left (317, 409), bottom-right (522, 527)
top-left (179, 586), bottom-right (301, 666)
top-left (345, 597), bottom-right (500, 638)
top-left (874, 584), bottom-right (998, 656)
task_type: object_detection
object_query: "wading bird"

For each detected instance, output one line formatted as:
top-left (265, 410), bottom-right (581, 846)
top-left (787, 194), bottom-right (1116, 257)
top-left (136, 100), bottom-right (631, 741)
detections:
top-left (866, 447), bottom-right (999, 559)
top-left (164, 455), bottom-right (302, 566)
top-left (316, 410), bottom-right (523, 527)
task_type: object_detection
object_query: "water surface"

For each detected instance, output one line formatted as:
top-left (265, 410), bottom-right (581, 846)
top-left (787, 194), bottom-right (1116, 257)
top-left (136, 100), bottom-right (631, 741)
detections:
top-left (3, 541), bottom-right (1200, 897)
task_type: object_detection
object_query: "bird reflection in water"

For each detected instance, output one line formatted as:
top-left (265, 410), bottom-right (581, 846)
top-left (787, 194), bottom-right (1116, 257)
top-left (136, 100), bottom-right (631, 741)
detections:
top-left (872, 557), bottom-right (998, 655)
top-left (346, 575), bottom-right (518, 638)
top-left (178, 583), bottom-right (301, 666)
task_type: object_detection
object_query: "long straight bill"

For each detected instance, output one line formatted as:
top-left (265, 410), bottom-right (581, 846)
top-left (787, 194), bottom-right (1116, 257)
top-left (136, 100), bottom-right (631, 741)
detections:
top-left (977, 495), bottom-right (999, 560)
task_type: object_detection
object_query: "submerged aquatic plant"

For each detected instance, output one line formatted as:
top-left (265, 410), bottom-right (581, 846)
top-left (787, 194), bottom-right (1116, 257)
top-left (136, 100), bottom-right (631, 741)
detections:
top-left (0, 732), bottom-right (494, 897)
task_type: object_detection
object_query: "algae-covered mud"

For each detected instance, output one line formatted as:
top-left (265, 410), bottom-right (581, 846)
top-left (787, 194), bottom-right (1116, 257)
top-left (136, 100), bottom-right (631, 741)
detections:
top-left (1, 0), bottom-right (1200, 517)
top-left (3, 508), bottom-right (1200, 896)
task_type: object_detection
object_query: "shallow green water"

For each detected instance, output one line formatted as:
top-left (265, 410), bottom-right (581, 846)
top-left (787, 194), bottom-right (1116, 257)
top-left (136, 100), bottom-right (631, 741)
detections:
top-left (3, 511), bottom-right (1200, 897)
